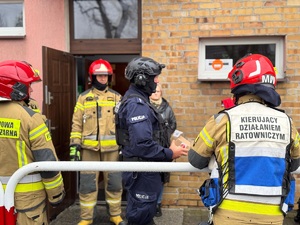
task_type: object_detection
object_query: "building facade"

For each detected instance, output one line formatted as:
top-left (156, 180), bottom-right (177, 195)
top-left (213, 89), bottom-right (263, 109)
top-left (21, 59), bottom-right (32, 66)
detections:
top-left (0, 0), bottom-right (300, 211)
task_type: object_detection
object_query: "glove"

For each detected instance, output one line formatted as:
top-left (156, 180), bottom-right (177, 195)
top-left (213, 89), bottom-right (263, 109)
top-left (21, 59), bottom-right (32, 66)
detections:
top-left (70, 145), bottom-right (81, 161)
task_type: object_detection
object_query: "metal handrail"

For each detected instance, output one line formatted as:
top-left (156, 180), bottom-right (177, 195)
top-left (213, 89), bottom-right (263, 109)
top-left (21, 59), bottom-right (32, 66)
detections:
top-left (4, 161), bottom-right (209, 210)
top-left (4, 160), bottom-right (300, 222)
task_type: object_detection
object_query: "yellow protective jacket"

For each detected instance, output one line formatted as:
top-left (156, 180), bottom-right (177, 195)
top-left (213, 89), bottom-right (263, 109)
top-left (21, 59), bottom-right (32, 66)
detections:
top-left (0, 101), bottom-right (65, 212)
top-left (70, 87), bottom-right (121, 152)
top-left (189, 95), bottom-right (300, 225)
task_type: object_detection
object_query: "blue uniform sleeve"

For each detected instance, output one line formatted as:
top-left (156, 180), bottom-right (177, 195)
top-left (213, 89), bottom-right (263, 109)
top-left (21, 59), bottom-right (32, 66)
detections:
top-left (125, 99), bottom-right (173, 161)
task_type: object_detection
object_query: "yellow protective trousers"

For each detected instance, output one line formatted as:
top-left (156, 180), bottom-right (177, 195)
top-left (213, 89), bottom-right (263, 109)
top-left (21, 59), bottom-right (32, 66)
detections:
top-left (16, 202), bottom-right (48, 225)
top-left (79, 149), bottom-right (123, 220)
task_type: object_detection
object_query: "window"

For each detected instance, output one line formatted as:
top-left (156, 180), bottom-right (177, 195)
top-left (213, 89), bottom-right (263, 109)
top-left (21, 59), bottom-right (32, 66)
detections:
top-left (198, 37), bottom-right (285, 81)
top-left (0, 1), bottom-right (25, 38)
top-left (73, 0), bottom-right (138, 39)
top-left (70, 0), bottom-right (141, 54)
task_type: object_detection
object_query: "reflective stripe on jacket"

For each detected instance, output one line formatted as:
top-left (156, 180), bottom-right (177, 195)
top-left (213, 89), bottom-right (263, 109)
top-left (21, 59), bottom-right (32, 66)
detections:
top-left (1, 174), bottom-right (44, 192)
top-left (189, 95), bottom-right (300, 220)
top-left (0, 101), bottom-right (64, 210)
top-left (70, 87), bottom-right (121, 152)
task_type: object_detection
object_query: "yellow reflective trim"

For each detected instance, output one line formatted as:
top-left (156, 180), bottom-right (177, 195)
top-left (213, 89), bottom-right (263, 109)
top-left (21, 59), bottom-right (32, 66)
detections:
top-left (2, 182), bottom-right (44, 193)
top-left (219, 145), bottom-right (228, 164)
top-left (97, 100), bottom-right (116, 107)
top-left (83, 139), bottom-right (98, 147)
top-left (70, 132), bottom-right (82, 139)
top-left (200, 128), bottom-right (214, 148)
top-left (43, 174), bottom-right (63, 190)
top-left (80, 200), bottom-right (97, 208)
top-left (294, 132), bottom-right (300, 148)
top-left (219, 145), bottom-right (229, 186)
top-left (16, 140), bottom-right (27, 167)
top-left (84, 102), bottom-right (97, 109)
top-left (226, 121), bottom-right (230, 142)
top-left (219, 199), bottom-right (282, 216)
top-left (45, 131), bottom-right (52, 141)
top-left (83, 139), bottom-right (117, 147)
top-left (100, 139), bottom-right (117, 146)
top-left (0, 118), bottom-right (20, 138)
top-left (31, 108), bottom-right (41, 113)
top-left (29, 124), bottom-right (48, 141)
top-left (75, 102), bottom-right (84, 111)
top-left (106, 198), bottom-right (121, 204)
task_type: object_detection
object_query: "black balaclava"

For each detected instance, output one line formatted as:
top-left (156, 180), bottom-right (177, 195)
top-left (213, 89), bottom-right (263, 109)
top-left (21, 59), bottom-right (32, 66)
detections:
top-left (92, 76), bottom-right (107, 91)
top-left (134, 75), bottom-right (157, 96)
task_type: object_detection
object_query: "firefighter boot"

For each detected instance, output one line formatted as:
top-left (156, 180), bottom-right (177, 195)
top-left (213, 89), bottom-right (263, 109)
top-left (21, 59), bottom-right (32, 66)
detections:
top-left (110, 215), bottom-right (126, 225)
top-left (77, 220), bottom-right (93, 225)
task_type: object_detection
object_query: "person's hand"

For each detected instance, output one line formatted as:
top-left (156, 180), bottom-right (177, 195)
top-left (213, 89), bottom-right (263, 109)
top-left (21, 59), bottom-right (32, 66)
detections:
top-left (169, 140), bottom-right (188, 159)
top-left (70, 145), bottom-right (81, 161)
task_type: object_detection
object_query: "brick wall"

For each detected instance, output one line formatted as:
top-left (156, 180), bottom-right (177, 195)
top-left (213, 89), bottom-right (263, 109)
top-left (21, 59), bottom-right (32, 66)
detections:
top-left (141, 0), bottom-right (300, 208)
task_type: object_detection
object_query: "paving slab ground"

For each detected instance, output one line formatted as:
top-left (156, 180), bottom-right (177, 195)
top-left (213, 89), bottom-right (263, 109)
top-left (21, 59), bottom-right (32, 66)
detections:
top-left (49, 203), bottom-right (299, 225)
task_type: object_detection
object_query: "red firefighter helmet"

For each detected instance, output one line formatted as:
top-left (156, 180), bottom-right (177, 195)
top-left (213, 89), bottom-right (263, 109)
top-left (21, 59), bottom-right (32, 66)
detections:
top-left (88, 59), bottom-right (113, 81)
top-left (0, 60), bottom-right (41, 100)
top-left (228, 54), bottom-right (276, 90)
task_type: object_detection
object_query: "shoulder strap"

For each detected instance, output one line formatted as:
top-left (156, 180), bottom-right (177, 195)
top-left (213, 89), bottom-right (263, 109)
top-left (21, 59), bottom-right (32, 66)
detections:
top-left (126, 94), bottom-right (148, 103)
top-left (121, 94), bottom-right (158, 114)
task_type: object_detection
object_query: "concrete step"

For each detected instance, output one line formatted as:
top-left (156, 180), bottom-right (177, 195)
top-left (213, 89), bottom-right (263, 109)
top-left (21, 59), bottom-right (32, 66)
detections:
top-left (49, 203), bottom-right (299, 225)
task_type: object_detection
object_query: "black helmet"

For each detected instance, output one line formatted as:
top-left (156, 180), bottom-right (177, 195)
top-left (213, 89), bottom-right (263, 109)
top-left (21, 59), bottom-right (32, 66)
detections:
top-left (125, 57), bottom-right (165, 81)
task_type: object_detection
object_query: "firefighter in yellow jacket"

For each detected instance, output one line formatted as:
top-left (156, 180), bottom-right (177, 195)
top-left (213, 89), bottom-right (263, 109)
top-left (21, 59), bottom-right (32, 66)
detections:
top-left (0, 60), bottom-right (65, 225)
top-left (189, 54), bottom-right (300, 225)
top-left (70, 59), bottom-right (125, 225)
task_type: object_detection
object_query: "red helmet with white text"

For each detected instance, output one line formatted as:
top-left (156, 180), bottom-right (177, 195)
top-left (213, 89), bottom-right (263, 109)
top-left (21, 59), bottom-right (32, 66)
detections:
top-left (228, 54), bottom-right (276, 90)
top-left (0, 60), bottom-right (41, 100)
top-left (88, 59), bottom-right (113, 82)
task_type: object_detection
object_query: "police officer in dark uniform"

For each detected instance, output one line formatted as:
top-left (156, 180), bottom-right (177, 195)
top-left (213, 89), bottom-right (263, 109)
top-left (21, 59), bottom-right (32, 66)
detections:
top-left (115, 57), bottom-right (188, 225)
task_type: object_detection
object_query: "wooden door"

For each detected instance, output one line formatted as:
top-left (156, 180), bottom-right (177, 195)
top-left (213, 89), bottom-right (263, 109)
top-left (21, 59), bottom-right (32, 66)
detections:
top-left (42, 46), bottom-right (77, 220)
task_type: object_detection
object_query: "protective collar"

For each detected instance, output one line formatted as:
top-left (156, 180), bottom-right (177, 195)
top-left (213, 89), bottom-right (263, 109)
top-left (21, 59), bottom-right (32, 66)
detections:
top-left (232, 84), bottom-right (281, 107)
